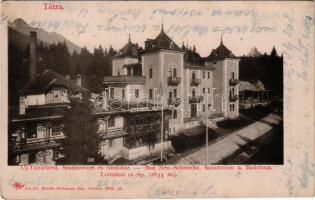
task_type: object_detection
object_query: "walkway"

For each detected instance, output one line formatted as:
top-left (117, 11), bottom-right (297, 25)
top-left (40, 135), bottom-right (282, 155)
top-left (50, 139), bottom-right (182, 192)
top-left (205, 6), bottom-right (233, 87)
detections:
top-left (176, 113), bottom-right (282, 165)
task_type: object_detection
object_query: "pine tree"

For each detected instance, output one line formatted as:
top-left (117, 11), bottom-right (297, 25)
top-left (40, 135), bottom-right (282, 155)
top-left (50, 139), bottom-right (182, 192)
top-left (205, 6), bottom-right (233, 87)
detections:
top-left (62, 99), bottom-right (100, 164)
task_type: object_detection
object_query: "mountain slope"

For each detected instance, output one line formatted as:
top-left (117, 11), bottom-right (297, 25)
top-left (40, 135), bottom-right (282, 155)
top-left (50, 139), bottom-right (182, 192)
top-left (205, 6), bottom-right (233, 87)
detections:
top-left (9, 18), bottom-right (81, 53)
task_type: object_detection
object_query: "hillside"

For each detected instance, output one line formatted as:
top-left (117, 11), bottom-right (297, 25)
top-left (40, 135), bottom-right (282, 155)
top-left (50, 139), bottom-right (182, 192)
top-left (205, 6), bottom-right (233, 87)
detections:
top-left (8, 18), bottom-right (81, 53)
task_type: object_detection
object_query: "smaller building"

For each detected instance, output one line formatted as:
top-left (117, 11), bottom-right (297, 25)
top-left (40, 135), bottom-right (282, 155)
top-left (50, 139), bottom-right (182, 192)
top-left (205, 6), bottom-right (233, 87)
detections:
top-left (9, 69), bottom-right (89, 165)
top-left (93, 101), bottom-right (173, 164)
top-left (205, 37), bottom-right (240, 119)
top-left (239, 79), bottom-right (270, 109)
top-left (10, 70), bottom-right (71, 165)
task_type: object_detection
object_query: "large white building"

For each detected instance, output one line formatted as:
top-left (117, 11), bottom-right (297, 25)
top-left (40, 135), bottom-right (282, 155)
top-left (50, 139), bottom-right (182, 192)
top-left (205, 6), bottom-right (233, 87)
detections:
top-left (103, 25), bottom-right (240, 136)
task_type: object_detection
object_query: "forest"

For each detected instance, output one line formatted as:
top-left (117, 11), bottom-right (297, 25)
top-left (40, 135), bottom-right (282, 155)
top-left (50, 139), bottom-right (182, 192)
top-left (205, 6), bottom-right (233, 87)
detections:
top-left (8, 37), bottom-right (283, 118)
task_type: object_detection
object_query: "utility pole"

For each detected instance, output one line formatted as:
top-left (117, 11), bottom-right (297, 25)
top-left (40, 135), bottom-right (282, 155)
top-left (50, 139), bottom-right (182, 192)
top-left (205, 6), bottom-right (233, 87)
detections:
top-left (160, 66), bottom-right (164, 162)
top-left (206, 90), bottom-right (209, 164)
top-left (161, 98), bottom-right (163, 162)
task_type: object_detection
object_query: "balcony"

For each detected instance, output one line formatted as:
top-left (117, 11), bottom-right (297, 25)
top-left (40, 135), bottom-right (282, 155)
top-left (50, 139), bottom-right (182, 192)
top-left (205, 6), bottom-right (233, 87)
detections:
top-left (103, 75), bottom-right (146, 84)
top-left (168, 97), bottom-right (181, 106)
top-left (167, 77), bottom-right (181, 86)
top-left (229, 95), bottom-right (239, 102)
top-left (229, 78), bottom-right (239, 85)
top-left (189, 95), bottom-right (204, 103)
top-left (10, 137), bottom-right (65, 153)
top-left (190, 78), bottom-right (201, 86)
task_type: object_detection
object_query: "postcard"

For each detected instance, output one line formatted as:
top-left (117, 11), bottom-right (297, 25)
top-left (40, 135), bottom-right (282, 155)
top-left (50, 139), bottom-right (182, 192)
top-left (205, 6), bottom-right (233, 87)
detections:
top-left (0, 1), bottom-right (314, 199)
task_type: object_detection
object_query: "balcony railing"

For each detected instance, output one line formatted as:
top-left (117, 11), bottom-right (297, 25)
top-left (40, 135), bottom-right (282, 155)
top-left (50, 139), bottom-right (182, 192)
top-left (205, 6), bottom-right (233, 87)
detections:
top-left (103, 75), bottom-right (146, 84)
top-left (189, 95), bottom-right (204, 103)
top-left (229, 78), bottom-right (239, 85)
top-left (167, 77), bottom-right (181, 85)
top-left (190, 78), bottom-right (201, 86)
top-left (10, 136), bottom-right (65, 152)
top-left (229, 95), bottom-right (239, 102)
top-left (168, 97), bottom-right (181, 106)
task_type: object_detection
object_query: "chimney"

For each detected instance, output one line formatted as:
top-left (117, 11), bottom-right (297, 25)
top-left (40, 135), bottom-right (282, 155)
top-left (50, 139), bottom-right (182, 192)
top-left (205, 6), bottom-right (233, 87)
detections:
top-left (29, 31), bottom-right (37, 81)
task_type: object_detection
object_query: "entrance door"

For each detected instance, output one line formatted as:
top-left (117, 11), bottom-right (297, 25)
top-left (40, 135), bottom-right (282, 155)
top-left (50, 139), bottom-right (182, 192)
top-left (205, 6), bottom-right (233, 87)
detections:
top-left (191, 104), bottom-right (197, 118)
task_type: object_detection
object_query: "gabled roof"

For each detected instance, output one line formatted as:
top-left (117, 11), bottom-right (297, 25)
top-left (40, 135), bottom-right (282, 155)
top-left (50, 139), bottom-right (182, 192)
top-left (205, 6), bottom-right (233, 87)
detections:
top-left (22, 70), bottom-right (70, 95)
top-left (206, 38), bottom-right (236, 61)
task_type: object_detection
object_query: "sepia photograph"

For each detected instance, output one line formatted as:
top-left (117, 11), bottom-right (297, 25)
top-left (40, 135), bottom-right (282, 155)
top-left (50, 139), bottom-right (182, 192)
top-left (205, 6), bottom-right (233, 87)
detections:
top-left (7, 10), bottom-right (283, 166)
top-left (1, 1), bottom-right (314, 199)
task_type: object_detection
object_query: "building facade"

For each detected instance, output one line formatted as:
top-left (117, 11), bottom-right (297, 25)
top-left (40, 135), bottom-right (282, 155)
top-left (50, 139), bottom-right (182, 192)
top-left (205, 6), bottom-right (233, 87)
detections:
top-left (104, 25), bottom-right (240, 136)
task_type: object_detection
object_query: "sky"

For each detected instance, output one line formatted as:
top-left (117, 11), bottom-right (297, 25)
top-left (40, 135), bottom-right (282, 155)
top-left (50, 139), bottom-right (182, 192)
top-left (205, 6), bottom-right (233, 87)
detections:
top-left (2, 1), bottom-right (312, 57)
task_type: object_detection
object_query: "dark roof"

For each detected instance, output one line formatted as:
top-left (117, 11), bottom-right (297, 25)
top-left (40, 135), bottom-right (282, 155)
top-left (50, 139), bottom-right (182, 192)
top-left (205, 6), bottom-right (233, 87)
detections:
top-left (184, 49), bottom-right (205, 66)
top-left (22, 70), bottom-right (89, 95)
top-left (144, 26), bottom-right (180, 51)
top-left (22, 70), bottom-right (70, 95)
top-left (206, 39), bottom-right (236, 61)
top-left (116, 36), bottom-right (139, 58)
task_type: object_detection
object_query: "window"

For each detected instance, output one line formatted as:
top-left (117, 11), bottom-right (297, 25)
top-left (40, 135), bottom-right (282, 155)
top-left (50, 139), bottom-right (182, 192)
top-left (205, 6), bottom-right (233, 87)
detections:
top-left (117, 71), bottom-right (120, 76)
top-left (169, 91), bottom-right (172, 100)
top-left (173, 89), bottom-right (177, 97)
top-left (29, 153), bottom-right (36, 163)
top-left (203, 71), bottom-right (205, 79)
top-left (173, 68), bottom-right (177, 77)
top-left (208, 104), bottom-right (211, 110)
top-left (173, 110), bottom-right (177, 119)
top-left (230, 87), bottom-right (235, 97)
top-left (230, 103), bottom-right (235, 111)
top-left (53, 151), bottom-right (59, 160)
top-left (168, 68), bottom-right (172, 77)
top-left (192, 88), bottom-right (195, 96)
top-left (109, 140), bottom-right (114, 148)
top-left (26, 126), bottom-right (37, 139)
top-left (203, 88), bottom-right (206, 94)
top-left (122, 89), bottom-right (125, 99)
top-left (110, 88), bottom-right (114, 99)
top-left (149, 68), bottom-right (153, 78)
top-left (51, 125), bottom-right (61, 136)
top-left (135, 89), bottom-right (139, 98)
top-left (208, 72), bottom-right (210, 79)
top-left (203, 104), bottom-right (206, 112)
top-left (149, 89), bottom-right (153, 99)
top-left (192, 71), bottom-right (196, 80)
top-left (230, 72), bottom-right (235, 79)
top-left (108, 117), bottom-right (115, 127)
top-left (208, 88), bottom-right (210, 94)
